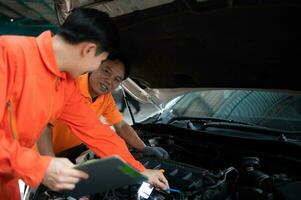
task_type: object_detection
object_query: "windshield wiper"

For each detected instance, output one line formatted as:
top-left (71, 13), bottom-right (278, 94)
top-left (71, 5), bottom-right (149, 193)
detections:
top-left (168, 116), bottom-right (255, 126)
top-left (168, 116), bottom-right (300, 137)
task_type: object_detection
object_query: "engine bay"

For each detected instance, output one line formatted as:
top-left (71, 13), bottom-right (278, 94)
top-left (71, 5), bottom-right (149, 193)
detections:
top-left (137, 157), bottom-right (237, 200)
top-left (132, 124), bottom-right (301, 200)
top-left (29, 123), bottom-right (301, 200)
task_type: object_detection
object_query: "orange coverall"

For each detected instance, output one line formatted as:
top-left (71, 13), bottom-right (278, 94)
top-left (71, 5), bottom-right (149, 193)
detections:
top-left (0, 31), bottom-right (144, 199)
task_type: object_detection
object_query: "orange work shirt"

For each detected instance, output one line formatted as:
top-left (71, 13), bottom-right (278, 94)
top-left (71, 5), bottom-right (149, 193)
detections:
top-left (52, 74), bottom-right (123, 154)
top-left (0, 31), bottom-right (144, 199)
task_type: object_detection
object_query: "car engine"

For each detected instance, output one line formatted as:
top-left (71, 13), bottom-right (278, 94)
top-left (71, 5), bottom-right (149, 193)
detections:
top-left (28, 124), bottom-right (301, 200)
top-left (131, 124), bottom-right (301, 200)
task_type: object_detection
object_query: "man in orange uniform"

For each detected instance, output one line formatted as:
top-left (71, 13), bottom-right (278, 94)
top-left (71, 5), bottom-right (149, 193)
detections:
top-left (39, 53), bottom-right (169, 159)
top-left (0, 8), bottom-right (168, 199)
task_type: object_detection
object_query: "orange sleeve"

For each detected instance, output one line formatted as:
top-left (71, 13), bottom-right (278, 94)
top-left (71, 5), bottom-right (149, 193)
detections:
top-left (0, 45), bottom-right (51, 188)
top-left (59, 83), bottom-right (145, 172)
top-left (102, 94), bottom-right (123, 125)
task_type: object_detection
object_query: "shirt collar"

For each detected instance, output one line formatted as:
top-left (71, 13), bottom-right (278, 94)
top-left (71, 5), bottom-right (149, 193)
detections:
top-left (36, 31), bottom-right (66, 79)
top-left (77, 74), bottom-right (92, 99)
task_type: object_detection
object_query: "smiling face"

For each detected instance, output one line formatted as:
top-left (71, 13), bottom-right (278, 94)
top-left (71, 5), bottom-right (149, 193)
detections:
top-left (88, 59), bottom-right (125, 97)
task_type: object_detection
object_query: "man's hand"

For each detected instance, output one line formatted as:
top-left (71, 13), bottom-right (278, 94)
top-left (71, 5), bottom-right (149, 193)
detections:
top-left (42, 157), bottom-right (89, 191)
top-left (141, 169), bottom-right (169, 191)
top-left (142, 146), bottom-right (169, 159)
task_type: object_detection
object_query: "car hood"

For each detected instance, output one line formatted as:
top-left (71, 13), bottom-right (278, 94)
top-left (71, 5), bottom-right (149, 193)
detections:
top-left (55, 0), bottom-right (300, 91)
top-left (54, 0), bottom-right (301, 107)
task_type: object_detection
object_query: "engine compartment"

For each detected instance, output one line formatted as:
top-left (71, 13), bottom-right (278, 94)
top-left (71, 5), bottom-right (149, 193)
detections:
top-left (137, 157), bottom-right (237, 200)
top-left (132, 123), bottom-right (301, 200)
top-left (29, 123), bottom-right (301, 200)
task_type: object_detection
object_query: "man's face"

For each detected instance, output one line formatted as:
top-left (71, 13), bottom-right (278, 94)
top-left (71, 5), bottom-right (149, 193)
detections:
top-left (89, 59), bottom-right (125, 96)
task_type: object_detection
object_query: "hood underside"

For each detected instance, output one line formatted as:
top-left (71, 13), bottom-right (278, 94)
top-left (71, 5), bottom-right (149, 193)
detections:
top-left (116, 3), bottom-right (301, 91)
top-left (59, 1), bottom-right (301, 91)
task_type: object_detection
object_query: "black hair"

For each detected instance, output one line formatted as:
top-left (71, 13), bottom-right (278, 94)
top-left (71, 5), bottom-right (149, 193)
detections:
top-left (57, 8), bottom-right (119, 54)
top-left (107, 52), bottom-right (131, 79)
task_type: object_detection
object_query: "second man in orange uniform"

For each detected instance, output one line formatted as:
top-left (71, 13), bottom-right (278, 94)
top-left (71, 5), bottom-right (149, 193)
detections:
top-left (41, 53), bottom-right (169, 160)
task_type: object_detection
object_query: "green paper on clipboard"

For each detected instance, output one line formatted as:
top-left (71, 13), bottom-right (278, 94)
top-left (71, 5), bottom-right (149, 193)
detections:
top-left (63, 156), bottom-right (147, 198)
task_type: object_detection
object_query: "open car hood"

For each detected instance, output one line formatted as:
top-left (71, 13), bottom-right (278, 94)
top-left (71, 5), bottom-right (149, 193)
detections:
top-left (55, 0), bottom-right (300, 92)
top-left (23, 2), bottom-right (301, 199)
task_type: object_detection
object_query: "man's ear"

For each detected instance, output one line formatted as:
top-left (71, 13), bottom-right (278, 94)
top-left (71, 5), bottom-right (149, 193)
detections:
top-left (81, 42), bottom-right (97, 57)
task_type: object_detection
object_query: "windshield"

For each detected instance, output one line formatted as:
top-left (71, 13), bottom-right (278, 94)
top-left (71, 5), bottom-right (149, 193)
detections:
top-left (159, 90), bottom-right (301, 132)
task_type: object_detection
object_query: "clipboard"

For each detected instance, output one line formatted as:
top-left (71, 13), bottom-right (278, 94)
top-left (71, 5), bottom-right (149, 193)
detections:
top-left (62, 156), bottom-right (147, 197)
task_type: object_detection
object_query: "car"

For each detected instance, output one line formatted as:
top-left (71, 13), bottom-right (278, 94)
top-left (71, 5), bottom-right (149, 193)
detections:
top-left (2, 0), bottom-right (300, 199)
top-left (54, 1), bottom-right (301, 199)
